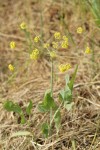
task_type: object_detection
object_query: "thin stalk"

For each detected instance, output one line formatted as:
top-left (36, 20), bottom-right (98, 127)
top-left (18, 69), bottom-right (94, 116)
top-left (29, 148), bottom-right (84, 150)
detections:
top-left (51, 58), bottom-right (53, 97)
top-left (91, 32), bottom-right (95, 78)
top-left (40, 0), bottom-right (43, 41)
top-left (49, 58), bottom-right (53, 135)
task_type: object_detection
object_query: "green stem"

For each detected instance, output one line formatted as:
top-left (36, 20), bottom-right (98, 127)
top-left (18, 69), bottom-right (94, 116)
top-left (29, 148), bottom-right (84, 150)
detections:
top-left (50, 59), bottom-right (53, 135)
top-left (51, 59), bottom-right (53, 97)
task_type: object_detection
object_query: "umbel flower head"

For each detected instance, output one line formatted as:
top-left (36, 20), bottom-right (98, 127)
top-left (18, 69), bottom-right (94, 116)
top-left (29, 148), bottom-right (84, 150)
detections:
top-left (54, 32), bottom-right (61, 39)
top-left (8, 64), bottom-right (14, 71)
top-left (20, 22), bottom-right (27, 30)
top-left (30, 49), bottom-right (39, 60)
top-left (52, 42), bottom-right (58, 49)
top-left (33, 36), bottom-right (40, 43)
top-left (77, 27), bottom-right (83, 34)
top-left (62, 36), bottom-right (68, 42)
top-left (10, 41), bottom-right (16, 49)
top-left (59, 63), bottom-right (71, 72)
top-left (85, 46), bottom-right (91, 54)
top-left (61, 41), bottom-right (68, 48)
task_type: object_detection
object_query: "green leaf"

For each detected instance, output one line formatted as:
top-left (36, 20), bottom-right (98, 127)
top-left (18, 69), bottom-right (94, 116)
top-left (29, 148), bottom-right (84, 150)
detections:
top-left (38, 92), bottom-right (57, 112)
top-left (41, 123), bottom-right (49, 138)
top-left (38, 103), bottom-right (49, 112)
top-left (4, 100), bottom-right (22, 114)
top-left (11, 131), bottom-right (32, 138)
top-left (64, 90), bottom-right (72, 102)
top-left (26, 100), bottom-right (33, 115)
top-left (65, 74), bottom-right (70, 85)
top-left (64, 102), bottom-right (74, 111)
top-left (54, 110), bottom-right (61, 133)
top-left (68, 65), bottom-right (78, 91)
top-left (20, 114), bottom-right (26, 124)
top-left (59, 89), bottom-right (72, 103)
top-left (59, 89), bottom-right (65, 102)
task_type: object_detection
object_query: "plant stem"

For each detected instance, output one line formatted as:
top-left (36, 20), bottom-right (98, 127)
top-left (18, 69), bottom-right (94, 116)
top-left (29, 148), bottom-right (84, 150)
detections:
top-left (40, 0), bottom-right (43, 40)
top-left (51, 58), bottom-right (53, 97)
top-left (50, 58), bottom-right (53, 135)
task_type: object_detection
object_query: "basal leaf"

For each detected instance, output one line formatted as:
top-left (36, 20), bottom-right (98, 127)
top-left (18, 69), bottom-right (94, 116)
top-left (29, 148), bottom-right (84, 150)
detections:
top-left (54, 110), bottom-right (61, 133)
top-left (4, 100), bottom-right (22, 114)
top-left (26, 100), bottom-right (33, 115)
top-left (20, 114), bottom-right (26, 124)
top-left (41, 123), bottom-right (49, 138)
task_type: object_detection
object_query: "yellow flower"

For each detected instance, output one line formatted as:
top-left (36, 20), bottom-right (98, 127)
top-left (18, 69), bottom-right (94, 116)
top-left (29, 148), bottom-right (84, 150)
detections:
top-left (62, 36), bottom-right (68, 42)
top-left (59, 63), bottom-right (71, 72)
top-left (20, 22), bottom-right (27, 30)
top-left (33, 36), bottom-right (40, 43)
top-left (30, 49), bottom-right (39, 60)
top-left (52, 42), bottom-right (58, 49)
top-left (50, 51), bottom-right (56, 59)
top-left (85, 46), bottom-right (91, 54)
top-left (77, 27), bottom-right (83, 34)
top-left (10, 41), bottom-right (16, 49)
top-left (8, 64), bottom-right (14, 71)
top-left (54, 32), bottom-right (61, 39)
top-left (61, 41), bottom-right (68, 48)
top-left (43, 43), bottom-right (50, 48)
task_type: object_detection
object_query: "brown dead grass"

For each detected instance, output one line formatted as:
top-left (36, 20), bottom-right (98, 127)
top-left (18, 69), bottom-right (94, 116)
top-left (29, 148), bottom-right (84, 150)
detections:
top-left (0, 0), bottom-right (100, 150)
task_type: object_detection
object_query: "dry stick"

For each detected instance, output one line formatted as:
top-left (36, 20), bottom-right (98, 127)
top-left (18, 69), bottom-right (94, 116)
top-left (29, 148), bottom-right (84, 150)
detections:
top-left (0, 32), bottom-right (25, 41)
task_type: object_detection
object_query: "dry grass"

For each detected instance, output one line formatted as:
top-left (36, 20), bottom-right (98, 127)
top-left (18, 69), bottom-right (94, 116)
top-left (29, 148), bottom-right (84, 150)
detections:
top-left (0, 0), bottom-right (100, 150)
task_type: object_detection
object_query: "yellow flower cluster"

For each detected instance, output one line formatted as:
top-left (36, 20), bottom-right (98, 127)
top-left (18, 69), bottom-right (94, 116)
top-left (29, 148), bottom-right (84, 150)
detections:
top-left (62, 36), bottom-right (68, 42)
top-left (59, 63), bottom-right (71, 72)
top-left (30, 49), bottom-right (39, 60)
top-left (52, 42), bottom-right (58, 49)
top-left (54, 32), bottom-right (61, 39)
top-left (49, 51), bottom-right (56, 59)
top-left (10, 41), bottom-right (16, 49)
top-left (85, 46), bottom-right (91, 54)
top-left (77, 27), bottom-right (83, 34)
top-left (20, 22), bottom-right (27, 30)
top-left (61, 41), bottom-right (68, 48)
top-left (43, 43), bottom-right (50, 49)
top-left (33, 36), bottom-right (40, 43)
top-left (8, 64), bottom-right (14, 71)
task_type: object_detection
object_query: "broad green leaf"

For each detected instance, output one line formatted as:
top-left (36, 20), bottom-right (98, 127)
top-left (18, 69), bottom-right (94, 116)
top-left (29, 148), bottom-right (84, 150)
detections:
top-left (54, 110), bottom-right (61, 133)
top-left (38, 92), bottom-right (57, 112)
top-left (3, 100), bottom-right (14, 111)
top-left (38, 103), bottom-right (50, 112)
top-left (43, 92), bottom-right (57, 110)
top-left (26, 100), bottom-right (33, 115)
top-left (41, 123), bottom-right (49, 138)
top-left (11, 131), bottom-right (32, 138)
top-left (59, 89), bottom-right (72, 102)
top-left (4, 100), bottom-right (22, 114)
top-left (64, 90), bottom-right (72, 102)
top-left (64, 102), bottom-right (74, 111)
top-left (68, 65), bottom-right (78, 91)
